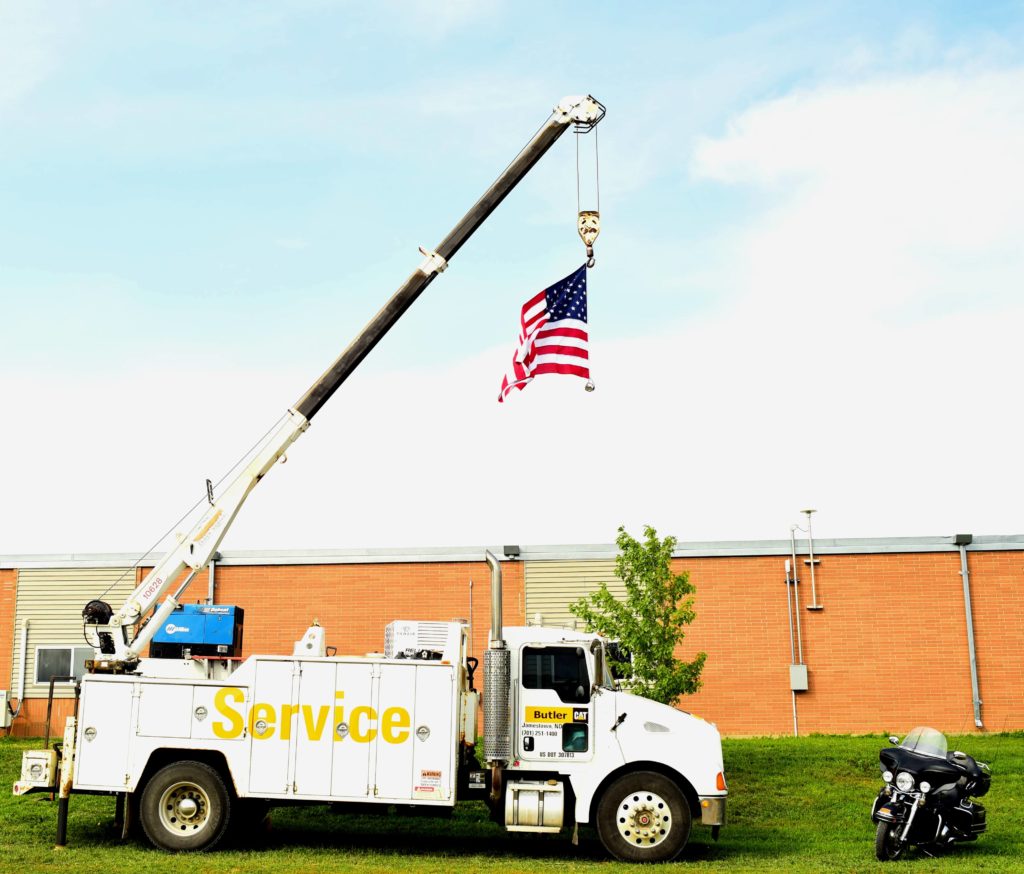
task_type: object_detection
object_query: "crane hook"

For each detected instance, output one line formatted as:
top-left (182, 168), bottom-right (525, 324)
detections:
top-left (578, 210), bottom-right (600, 269)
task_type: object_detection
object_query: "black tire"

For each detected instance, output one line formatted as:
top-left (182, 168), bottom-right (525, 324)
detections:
top-left (875, 821), bottom-right (905, 861)
top-left (596, 771), bottom-right (692, 862)
top-left (139, 760), bottom-right (232, 852)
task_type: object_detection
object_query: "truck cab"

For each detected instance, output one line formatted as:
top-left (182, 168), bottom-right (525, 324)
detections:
top-left (500, 625), bottom-right (726, 861)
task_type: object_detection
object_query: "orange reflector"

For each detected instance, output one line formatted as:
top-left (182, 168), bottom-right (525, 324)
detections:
top-left (716, 772), bottom-right (727, 791)
top-left (701, 800), bottom-right (709, 808)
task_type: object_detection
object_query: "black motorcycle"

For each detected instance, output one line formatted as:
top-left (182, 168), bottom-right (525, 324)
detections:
top-left (871, 726), bottom-right (990, 861)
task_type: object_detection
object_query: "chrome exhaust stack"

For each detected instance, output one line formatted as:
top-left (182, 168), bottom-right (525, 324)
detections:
top-left (483, 550), bottom-right (511, 795)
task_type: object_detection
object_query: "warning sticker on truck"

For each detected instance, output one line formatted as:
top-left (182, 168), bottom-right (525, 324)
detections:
top-left (413, 769), bottom-right (443, 799)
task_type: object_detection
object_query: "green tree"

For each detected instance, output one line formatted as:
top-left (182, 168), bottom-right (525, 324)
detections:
top-left (569, 525), bottom-right (706, 706)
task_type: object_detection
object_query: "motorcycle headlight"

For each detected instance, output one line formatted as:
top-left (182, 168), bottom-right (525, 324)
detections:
top-left (895, 772), bottom-right (915, 792)
top-left (919, 781), bottom-right (931, 793)
top-left (882, 770), bottom-right (893, 783)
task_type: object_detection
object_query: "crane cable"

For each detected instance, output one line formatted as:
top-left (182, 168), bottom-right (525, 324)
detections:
top-left (92, 412), bottom-right (290, 603)
top-left (576, 125), bottom-right (601, 268)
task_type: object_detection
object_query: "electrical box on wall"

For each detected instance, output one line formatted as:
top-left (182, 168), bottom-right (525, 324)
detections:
top-left (790, 664), bottom-right (809, 691)
top-left (0, 690), bottom-right (11, 729)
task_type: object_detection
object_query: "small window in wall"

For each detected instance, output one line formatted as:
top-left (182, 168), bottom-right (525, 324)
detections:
top-left (35, 647), bottom-right (94, 684)
top-left (522, 646), bottom-right (591, 704)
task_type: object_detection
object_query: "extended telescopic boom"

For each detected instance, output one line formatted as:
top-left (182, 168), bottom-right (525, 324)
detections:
top-left (87, 95), bottom-right (605, 668)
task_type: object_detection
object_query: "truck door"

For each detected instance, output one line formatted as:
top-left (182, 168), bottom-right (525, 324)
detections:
top-left (372, 663), bottom-right (456, 802)
top-left (292, 661), bottom-right (336, 797)
top-left (75, 679), bottom-right (134, 789)
top-left (409, 664), bottom-right (455, 802)
top-left (516, 645), bottom-right (594, 764)
top-left (373, 663), bottom-right (416, 800)
top-left (330, 662), bottom-right (375, 798)
top-left (248, 660), bottom-right (294, 795)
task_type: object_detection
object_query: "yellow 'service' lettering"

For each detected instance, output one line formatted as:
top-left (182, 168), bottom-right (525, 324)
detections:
top-left (350, 705), bottom-right (377, 742)
top-left (302, 703), bottom-right (329, 741)
top-left (280, 703), bottom-right (296, 741)
top-left (212, 687), bottom-right (245, 739)
top-left (382, 706), bottom-right (410, 744)
top-left (334, 690), bottom-right (346, 742)
top-left (208, 686), bottom-right (410, 744)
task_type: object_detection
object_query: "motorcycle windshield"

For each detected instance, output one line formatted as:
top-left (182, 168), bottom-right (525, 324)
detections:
top-left (900, 726), bottom-right (948, 759)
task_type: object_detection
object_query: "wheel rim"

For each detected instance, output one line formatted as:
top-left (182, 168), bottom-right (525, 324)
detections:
top-left (885, 825), bottom-right (904, 859)
top-left (615, 789), bottom-right (672, 849)
top-left (157, 780), bottom-right (212, 836)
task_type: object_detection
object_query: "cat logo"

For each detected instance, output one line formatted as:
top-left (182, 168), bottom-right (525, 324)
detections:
top-left (572, 709), bottom-right (589, 723)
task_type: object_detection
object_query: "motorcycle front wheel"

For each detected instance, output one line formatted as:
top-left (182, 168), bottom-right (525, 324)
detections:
top-left (875, 821), bottom-right (906, 861)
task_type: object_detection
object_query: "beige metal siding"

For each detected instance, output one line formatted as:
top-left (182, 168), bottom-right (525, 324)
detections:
top-left (524, 559), bottom-right (624, 630)
top-left (12, 567), bottom-right (136, 698)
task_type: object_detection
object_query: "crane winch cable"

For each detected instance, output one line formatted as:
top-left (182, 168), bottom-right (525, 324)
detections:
top-left (91, 412), bottom-right (289, 603)
top-left (576, 122), bottom-right (601, 267)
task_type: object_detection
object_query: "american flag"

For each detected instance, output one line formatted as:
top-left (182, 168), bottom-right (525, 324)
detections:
top-left (498, 265), bottom-right (589, 402)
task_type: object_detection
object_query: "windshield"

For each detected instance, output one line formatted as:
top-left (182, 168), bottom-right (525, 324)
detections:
top-left (900, 726), bottom-right (948, 759)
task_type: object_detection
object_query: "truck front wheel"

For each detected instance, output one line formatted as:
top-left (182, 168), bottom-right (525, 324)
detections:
top-left (139, 760), bottom-right (232, 852)
top-left (596, 771), bottom-right (691, 862)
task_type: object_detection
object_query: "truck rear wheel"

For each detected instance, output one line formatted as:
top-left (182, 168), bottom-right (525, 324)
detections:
top-left (139, 760), bottom-right (231, 852)
top-left (596, 771), bottom-right (691, 862)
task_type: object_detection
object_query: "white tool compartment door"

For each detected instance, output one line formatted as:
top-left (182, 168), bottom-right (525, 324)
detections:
top-left (411, 664), bottom-right (455, 802)
top-left (331, 662), bottom-right (374, 798)
top-left (516, 645), bottom-right (594, 765)
top-left (373, 663), bottom-right (416, 799)
top-left (75, 679), bottom-right (134, 788)
top-left (292, 661), bottom-right (336, 797)
top-left (138, 684), bottom-right (193, 738)
top-left (248, 660), bottom-right (295, 795)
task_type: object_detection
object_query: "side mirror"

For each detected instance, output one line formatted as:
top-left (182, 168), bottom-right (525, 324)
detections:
top-left (888, 736), bottom-right (900, 745)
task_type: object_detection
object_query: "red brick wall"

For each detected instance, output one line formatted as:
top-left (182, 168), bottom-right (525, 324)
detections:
top-left (14, 698), bottom-right (76, 739)
top-left (967, 551), bottom-right (1024, 733)
top-left (5, 550), bottom-right (1021, 738)
top-left (676, 551), bottom-right (1023, 735)
top-left (212, 560), bottom-right (524, 669)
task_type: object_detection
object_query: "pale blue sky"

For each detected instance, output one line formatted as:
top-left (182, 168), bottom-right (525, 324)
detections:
top-left (2, 1), bottom-right (1023, 553)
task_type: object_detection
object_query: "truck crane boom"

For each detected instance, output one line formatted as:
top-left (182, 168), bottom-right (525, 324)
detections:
top-left (85, 94), bottom-right (606, 669)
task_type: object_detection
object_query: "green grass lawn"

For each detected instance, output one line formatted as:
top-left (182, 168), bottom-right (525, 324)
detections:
top-left (2, 733), bottom-right (1021, 873)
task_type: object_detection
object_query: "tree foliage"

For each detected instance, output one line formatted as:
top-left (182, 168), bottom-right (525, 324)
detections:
top-left (569, 525), bottom-right (706, 706)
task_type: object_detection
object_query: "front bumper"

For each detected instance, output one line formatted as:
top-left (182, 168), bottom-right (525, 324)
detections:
top-left (699, 794), bottom-right (726, 826)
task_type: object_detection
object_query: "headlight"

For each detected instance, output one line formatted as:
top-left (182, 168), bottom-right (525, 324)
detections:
top-left (895, 772), bottom-right (915, 792)
top-left (919, 781), bottom-right (931, 793)
top-left (882, 770), bottom-right (893, 783)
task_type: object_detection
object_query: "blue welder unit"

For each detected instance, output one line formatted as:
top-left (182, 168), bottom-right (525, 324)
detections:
top-left (150, 604), bottom-right (244, 659)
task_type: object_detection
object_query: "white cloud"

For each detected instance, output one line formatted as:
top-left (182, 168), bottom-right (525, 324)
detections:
top-left (379, 0), bottom-right (502, 40)
top-left (0, 1), bottom-right (84, 110)
top-left (691, 69), bottom-right (1024, 320)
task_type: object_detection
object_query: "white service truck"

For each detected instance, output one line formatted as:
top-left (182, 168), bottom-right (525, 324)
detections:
top-left (13, 95), bottom-right (727, 863)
